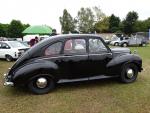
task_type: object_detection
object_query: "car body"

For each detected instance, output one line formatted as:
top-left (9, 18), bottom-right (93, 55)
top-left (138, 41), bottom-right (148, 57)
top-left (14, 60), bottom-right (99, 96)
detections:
top-left (18, 41), bottom-right (30, 47)
top-left (110, 36), bottom-right (120, 46)
top-left (104, 39), bottom-right (111, 45)
top-left (0, 41), bottom-right (29, 61)
top-left (119, 36), bottom-right (149, 47)
top-left (4, 34), bottom-right (143, 94)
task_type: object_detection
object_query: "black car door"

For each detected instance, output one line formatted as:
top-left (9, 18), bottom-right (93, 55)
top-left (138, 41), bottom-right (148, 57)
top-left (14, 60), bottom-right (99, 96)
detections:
top-left (88, 38), bottom-right (112, 75)
top-left (60, 38), bottom-right (89, 79)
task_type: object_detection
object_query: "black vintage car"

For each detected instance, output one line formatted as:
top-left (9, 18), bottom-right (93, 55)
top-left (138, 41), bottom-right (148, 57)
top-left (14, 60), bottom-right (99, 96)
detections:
top-left (4, 34), bottom-right (143, 94)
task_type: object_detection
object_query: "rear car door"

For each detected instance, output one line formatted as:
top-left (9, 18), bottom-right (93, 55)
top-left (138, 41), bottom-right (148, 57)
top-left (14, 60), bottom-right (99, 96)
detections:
top-left (61, 38), bottom-right (89, 79)
top-left (43, 38), bottom-right (89, 79)
top-left (88, 38), bottom-right (112, 75)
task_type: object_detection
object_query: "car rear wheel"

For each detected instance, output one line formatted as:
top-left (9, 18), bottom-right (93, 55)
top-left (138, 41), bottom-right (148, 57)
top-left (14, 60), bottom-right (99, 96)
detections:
top-left (120, 63), bottom-right (138, 83)
top-left (114, 42), bottom-right (119, 46)
top-left (141, 43), bottom-right (146, 47)
top-left (28, 75), bottom-right (55, 94)
top-left (5, 55), bottom-right (13, 62)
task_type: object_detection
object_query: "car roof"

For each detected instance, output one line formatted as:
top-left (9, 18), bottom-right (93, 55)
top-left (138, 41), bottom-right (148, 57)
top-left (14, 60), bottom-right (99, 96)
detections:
top-left (0, 41), bottom-right (18, 43)
top-left (43, 34), bottom-right (102, 42)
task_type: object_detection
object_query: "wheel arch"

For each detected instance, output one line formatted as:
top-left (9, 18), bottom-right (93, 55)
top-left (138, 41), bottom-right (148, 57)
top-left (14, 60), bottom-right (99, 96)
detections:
top-left (106, 54), bottom-right (142, 75)
top-left (12, 60), bottom-right (59, 86)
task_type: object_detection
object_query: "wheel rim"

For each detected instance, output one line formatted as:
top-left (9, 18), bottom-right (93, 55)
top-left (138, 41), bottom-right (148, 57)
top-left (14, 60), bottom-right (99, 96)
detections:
top-left (115, 43), bottom-right (118, 46)
top-left (6, 56), bottom-right (11, 61)
top-left (126, 68), bottom-right (134, 79)
top-left (123, 43), bottom-right (127, 47)
top-left (36, 77), bottom-right (48, 88)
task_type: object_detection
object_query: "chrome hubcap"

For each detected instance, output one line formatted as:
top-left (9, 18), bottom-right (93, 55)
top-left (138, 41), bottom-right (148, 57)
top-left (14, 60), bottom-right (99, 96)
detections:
top-left (123, 44), bottom-right (127, 47)
top-left (36, 77), bottom-right (47, 88)
top-left (126, 69), bottom-right (134, 78)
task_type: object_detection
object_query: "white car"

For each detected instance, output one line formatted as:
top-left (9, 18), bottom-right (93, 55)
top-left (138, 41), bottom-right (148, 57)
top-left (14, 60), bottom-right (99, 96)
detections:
top-left (0, 41), bottom-right (29, 61)
top-left (110, 37), bottom-right (121, 46)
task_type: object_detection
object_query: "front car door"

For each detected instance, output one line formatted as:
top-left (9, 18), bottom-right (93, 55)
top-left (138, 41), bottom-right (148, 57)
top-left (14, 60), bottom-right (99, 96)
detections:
top-left (88, 37), bottom-right (112, 75)
top-left (0, 42), bottom-right (11, 58)
top-left (0, 42), bottom-right (2, 58)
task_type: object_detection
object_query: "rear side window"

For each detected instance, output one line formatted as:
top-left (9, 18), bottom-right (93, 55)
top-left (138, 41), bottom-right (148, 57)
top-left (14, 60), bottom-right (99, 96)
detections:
top-left (64, 39), bottom-right (86, 54)
top-left (45, 42), bottom-right (62, 56)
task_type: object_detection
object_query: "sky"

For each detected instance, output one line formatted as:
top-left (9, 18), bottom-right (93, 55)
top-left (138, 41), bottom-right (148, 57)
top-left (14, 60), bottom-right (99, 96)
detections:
top-left (0, 0), bottom-right (150, 33)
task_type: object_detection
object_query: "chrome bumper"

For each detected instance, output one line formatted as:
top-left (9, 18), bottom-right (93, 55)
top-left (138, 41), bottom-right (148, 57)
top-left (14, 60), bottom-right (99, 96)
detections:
top-left (3, 73), bottom-right (14, 87)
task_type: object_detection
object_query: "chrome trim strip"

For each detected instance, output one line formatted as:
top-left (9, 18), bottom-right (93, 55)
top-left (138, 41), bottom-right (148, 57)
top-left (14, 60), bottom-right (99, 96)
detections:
top-left (40, 53), bottom-right (112, 60)
top-left (41, 54), bottom-right (89, 60)
top-left (89, 53), bottom-right (112, 56)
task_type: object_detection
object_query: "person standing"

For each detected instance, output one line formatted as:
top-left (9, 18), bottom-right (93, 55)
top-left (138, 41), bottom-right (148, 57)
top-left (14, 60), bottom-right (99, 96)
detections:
top-left (29, 36), bottom-right (39, 47)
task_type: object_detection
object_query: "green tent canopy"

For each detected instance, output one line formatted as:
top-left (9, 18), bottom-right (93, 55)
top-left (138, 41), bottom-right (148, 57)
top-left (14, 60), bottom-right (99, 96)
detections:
top-left (22, 25), bottom-right (52, 35)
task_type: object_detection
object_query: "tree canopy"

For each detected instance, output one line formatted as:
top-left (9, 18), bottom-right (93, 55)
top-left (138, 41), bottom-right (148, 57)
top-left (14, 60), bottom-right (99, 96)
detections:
top-left (59, 9), bottom-right (76, 34)
top-left (109, 14), bottom-right (120, 33)
top-left (77, 8), bottom-right (95, 33)
top-left (122, 11), bottom-right (138, 34)
top-left (0, 20), bottom-right (30, 38)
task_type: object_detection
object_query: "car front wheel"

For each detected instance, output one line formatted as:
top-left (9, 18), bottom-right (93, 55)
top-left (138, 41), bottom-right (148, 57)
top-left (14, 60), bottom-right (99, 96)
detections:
top-left (120, 63), bottom-right (138, 83)
top-left (122, 43), bottom-right (128, 47)
top-left (28, 75), bottom-right (55, 94)
top-left (5, 55), bottom-right (13, 62)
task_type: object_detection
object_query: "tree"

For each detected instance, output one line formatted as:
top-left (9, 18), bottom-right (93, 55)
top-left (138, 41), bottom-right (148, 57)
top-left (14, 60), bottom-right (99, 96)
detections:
top-left (7, 20), bottom-right (24, 38)
top-left (0, 23), bottom-right (9, 37)
top-left (122, 11), bottom-right (138, 34)
top-left (94, 17), bottom-right (110, 33)
top-left (59, 9), bottom-right (76, 34)
top-left (0, 24), bottom-right (6, 37)
top-left (93, 6), bottom-right (105, 22)
top-left (109, 14), bottom-right (120, 32)
top-left (77, 8), bottom-right (95, 33)
top-left (133, 20), bottom-right (147, 32)
top-left (23, 24), bottom-right (30, 30)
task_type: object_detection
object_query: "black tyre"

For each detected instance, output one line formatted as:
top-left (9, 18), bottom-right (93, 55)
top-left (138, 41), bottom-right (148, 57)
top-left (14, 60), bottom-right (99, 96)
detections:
top-left (120, 63), bottom-right (138, 83)
top-left (5, 55), bottom-right (13, 62)
top-left (114, 42), bottom-right (119, 46)
top-left (141, 43), bottom-right (146, 47)
top-left (28, 75), bottom-right (55, 94)
top-left (122, 43), bottom-right (128, 47)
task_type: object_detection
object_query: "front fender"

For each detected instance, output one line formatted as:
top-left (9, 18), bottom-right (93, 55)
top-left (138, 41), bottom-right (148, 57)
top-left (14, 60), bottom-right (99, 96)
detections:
top-left (106, 54), bottom-right (142, 75)
top-left (12, 60), bottom-right (58, 85)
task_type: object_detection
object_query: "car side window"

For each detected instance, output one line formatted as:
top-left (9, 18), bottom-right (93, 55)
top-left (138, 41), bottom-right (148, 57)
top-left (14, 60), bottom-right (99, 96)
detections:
top-left (89, 39), bottom-right (108, 53)
top-left (64, 39), bottom-right (86, 54)
top-left (45, 42), bottom-right (62, 56)
top-left (1, 43), bottom-right (10, 49)
top-left (0, 43), bottom-right (2, 49)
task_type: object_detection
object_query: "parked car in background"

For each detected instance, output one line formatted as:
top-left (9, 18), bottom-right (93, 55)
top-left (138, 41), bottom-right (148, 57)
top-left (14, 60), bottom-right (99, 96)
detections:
top-left (4, 34), bottom-right (143, 94)
top-left (0, 41), bottom-right (29, 61)
top-left (18, 41), bottom-right (30, 47)
top-left (119, 36), bottom-right (149, 47)
top-left (104, 39), bottom-right (111, 45)
top-left (110, 34), bottom-right (128, 46)
top-left (110, 36), bottom-right (121, 46)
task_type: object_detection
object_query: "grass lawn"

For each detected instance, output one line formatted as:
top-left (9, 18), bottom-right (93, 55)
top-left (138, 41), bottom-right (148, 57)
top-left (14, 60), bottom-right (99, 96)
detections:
top-left (0, 45), bottom-right (150, 113)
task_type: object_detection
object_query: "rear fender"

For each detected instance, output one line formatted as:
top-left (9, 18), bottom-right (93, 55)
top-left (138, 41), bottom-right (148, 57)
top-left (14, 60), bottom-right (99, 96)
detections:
top-left (13, 60), bottom-right (58, 85)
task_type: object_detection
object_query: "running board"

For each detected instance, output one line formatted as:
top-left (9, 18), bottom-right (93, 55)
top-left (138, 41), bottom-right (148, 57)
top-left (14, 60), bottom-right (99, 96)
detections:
top-left (58, 75), bottom-right (118, 83)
